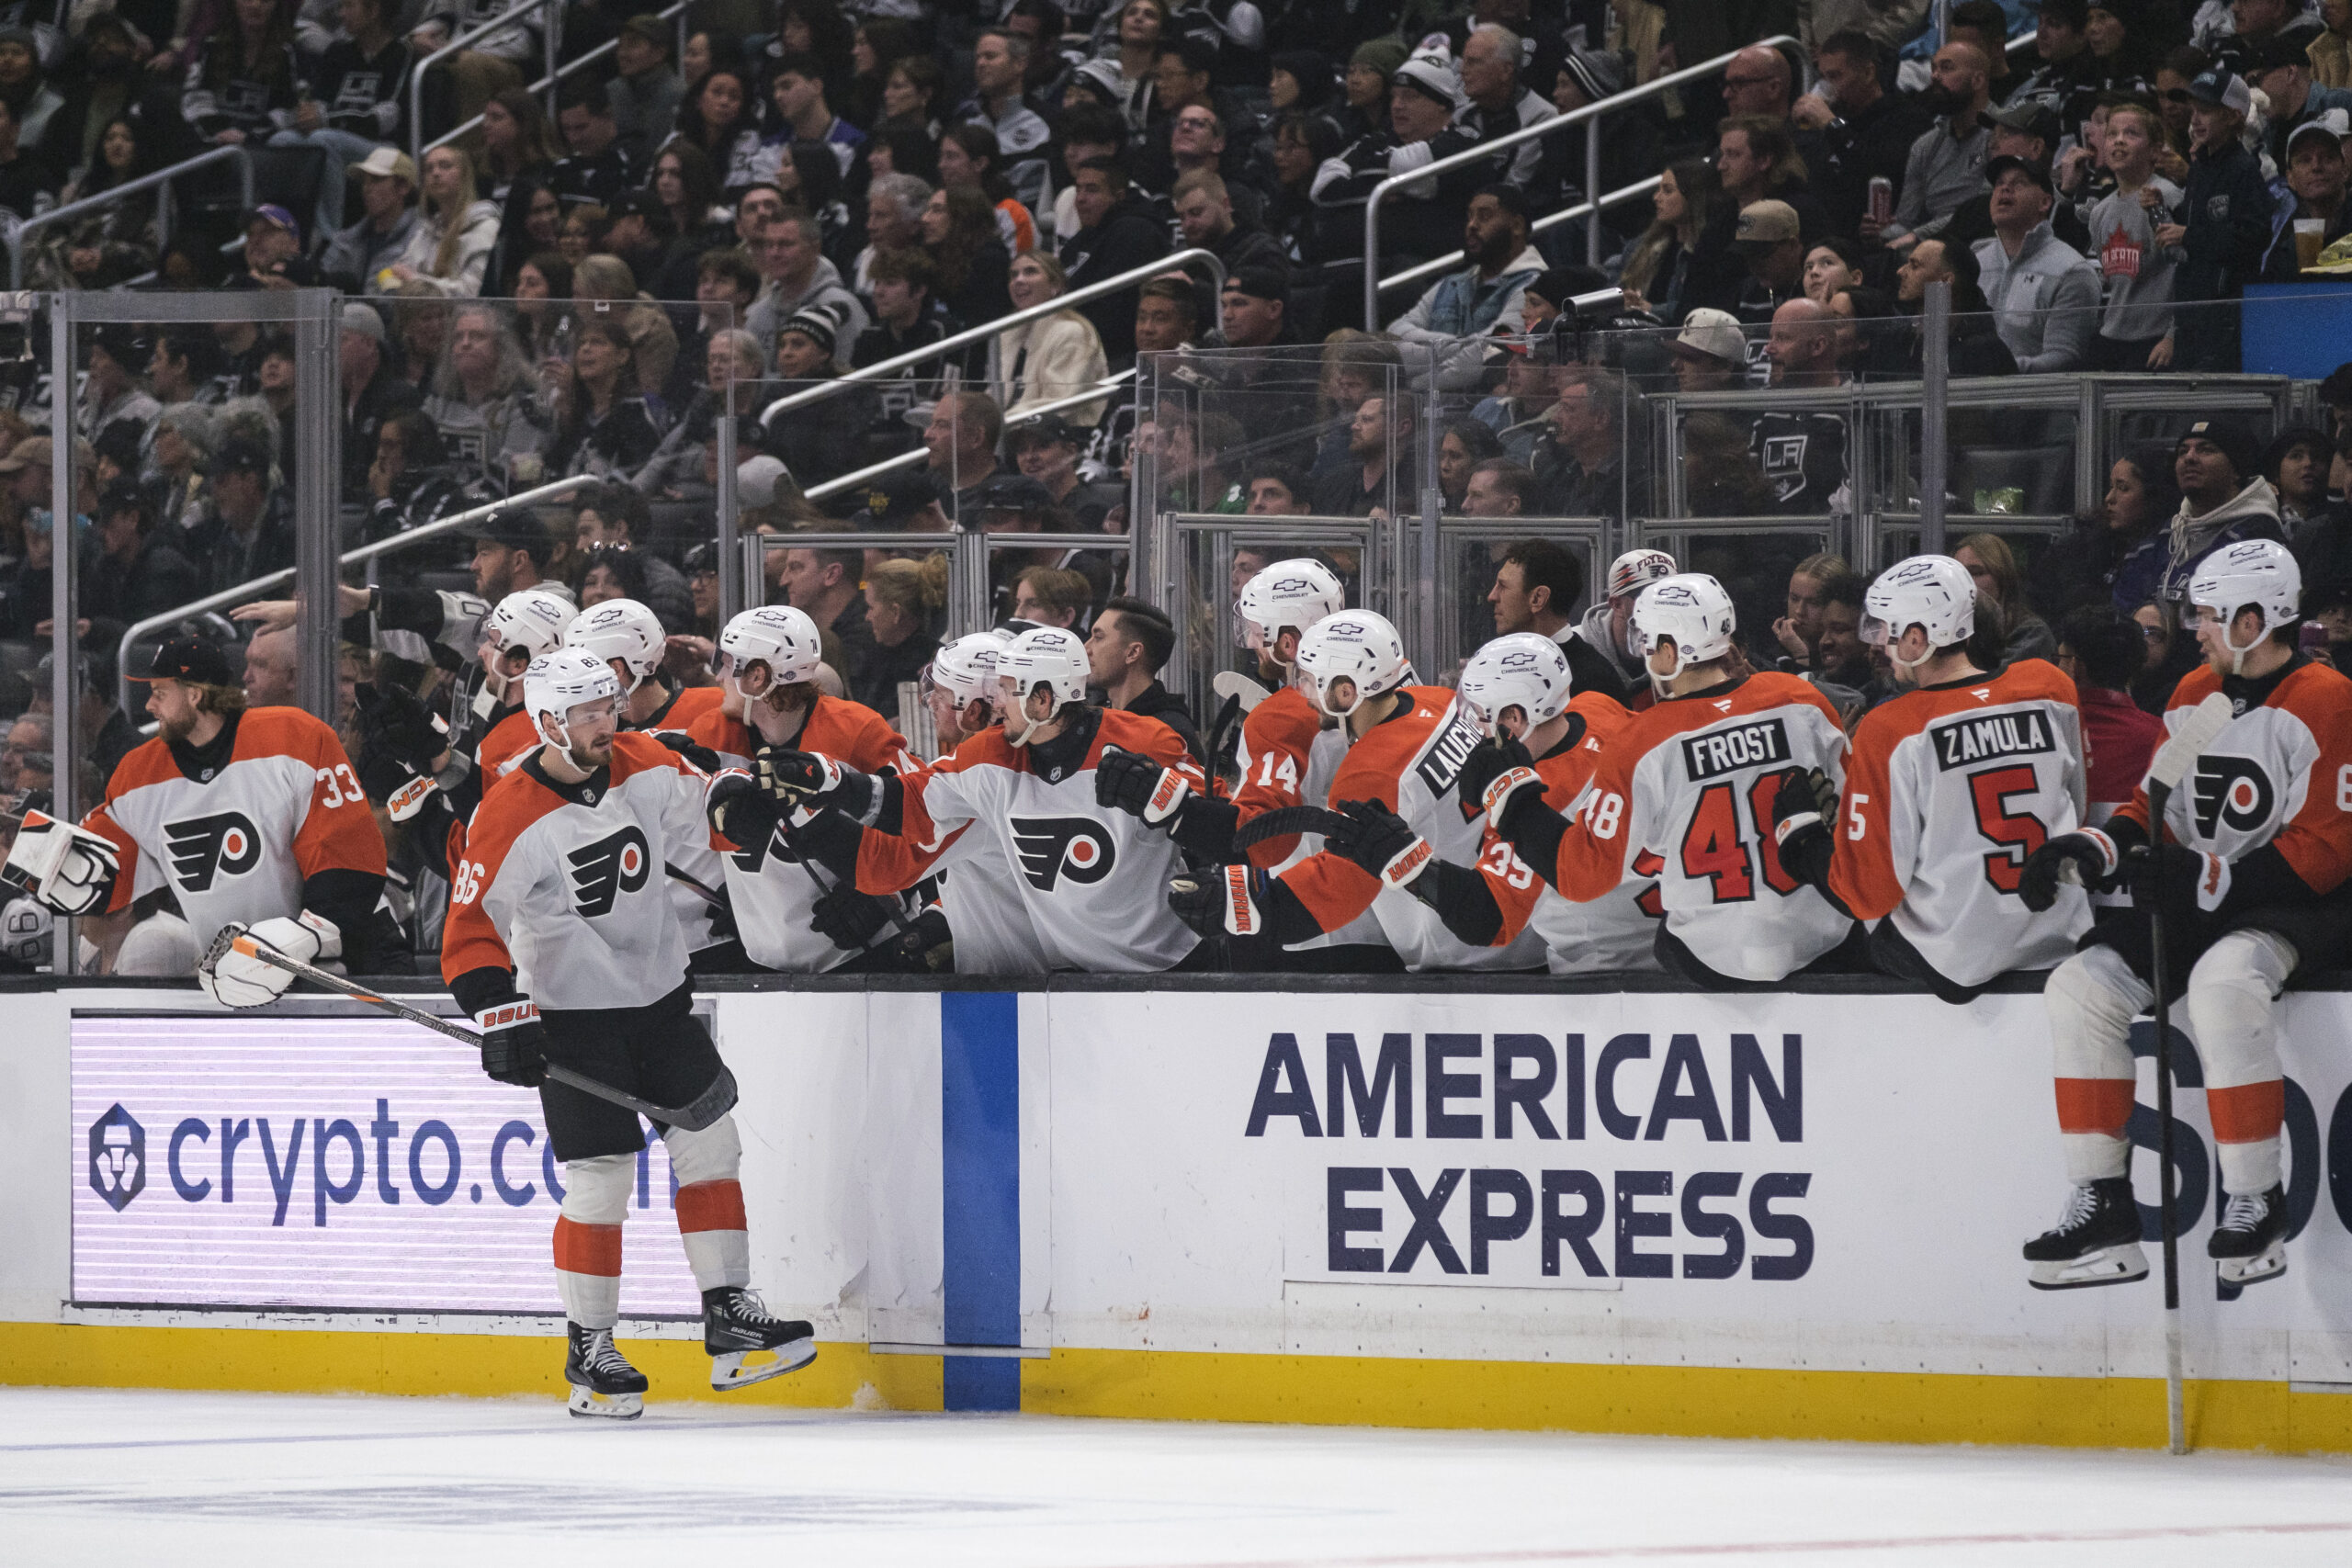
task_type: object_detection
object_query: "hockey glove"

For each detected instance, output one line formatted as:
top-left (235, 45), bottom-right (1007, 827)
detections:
top-left (1456, 736), bottom-right (1533, 816)
top-left (757, 746), bottom-right (876, 821)
top-left (0, 809), bottom-right (119, 916)
top-left (197, 911), bottom-right (341, 1010)
top-left (2018, 828), bottom-right (2120, 913)
top-left (2124, 841), bottom-right (2232, 919)
top-left (1095, 746), bottom-right (1192, 826)
top-left (1769, 766), bottom-right (1838, 840)
top-left (898, 906), bottom-right (955, 972)
top-left (705, 768), bottom-right (784, 848)
top-left (809, 883), bottom-right (898, 950)
top-left (1169, 864), bottom-right (1272, 937)
top-left (656, 731), bottom-right (722, 774)
top-left (352, 681), bottom-right (447, 773)
top-left (473, 998), bottom-right (548, 1088)
top-left (1327, 799), bottom-right (1434, 890)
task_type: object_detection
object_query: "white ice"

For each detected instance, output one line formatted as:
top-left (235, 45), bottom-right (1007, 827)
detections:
top-left (6, 1385), bottom-right (2352, 1565)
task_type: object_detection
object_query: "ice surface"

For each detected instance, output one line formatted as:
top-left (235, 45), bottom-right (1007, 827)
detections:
top-left (4, 1386), bottom-right (2352, 1565)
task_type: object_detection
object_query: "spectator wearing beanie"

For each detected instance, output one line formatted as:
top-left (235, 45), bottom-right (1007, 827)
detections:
top-left (763, 300), bottom-right (878, 488)
top-left (1338, 37), bottom-right (1408, 141)
top-left (2159, 417), bottom-right (2285, 606)
top-left (1313, 42), bottom-right (1488, 274)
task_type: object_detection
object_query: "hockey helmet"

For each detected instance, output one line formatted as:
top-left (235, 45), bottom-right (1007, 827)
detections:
top-left (522, 649), bottom-right (621, 764)
top-left (477, 588), bottom-right (574, 697)
top-left (2188, 537), bottom-right (2302, 672)
top-left (1862, 555), bottom-right (1975, 667)
top-left (1295, 610), bottom-right (1409, 718)
top-left (925, 631), bottom-right (1008, 715)
top-left (1237, 558), bottom-right (1347, 652)
top-left (1632, 573), bottom-right (1736, 691)
top-left (1456, 632), bottom-right (1574, 738)
top-left (717, 604), bottom-right (824, 693)
top-left (1604, 547), bottom-right (1678, 602)
top-left (564, 598), bottom-right (664, 692)
top-left (998, 626), bottom-right (1091, 745)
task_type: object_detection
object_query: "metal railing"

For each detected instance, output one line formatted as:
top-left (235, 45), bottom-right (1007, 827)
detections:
top-left (804, 371), bottom-right (1136, 502)
top-left (759, 247), bottom-right (1225, 429)
top-left (1380, 175), bottom-right (1661, 302)
top-left (9, 145), bottom-right (253, 288)
top-left (1363, 38), bottom-right (1797, 328)
top-left (416, 0), bottom-right (691, 163)
top-left (115, 473), bottom-right (599, 715)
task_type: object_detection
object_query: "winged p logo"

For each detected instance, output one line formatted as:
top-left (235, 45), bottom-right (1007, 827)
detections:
top-left (1011, 817), bottom-right (1116, 892)
top-left (163, 811), bottom-right (263, 892)
top-left (568, 824), bottom-right (651, 916)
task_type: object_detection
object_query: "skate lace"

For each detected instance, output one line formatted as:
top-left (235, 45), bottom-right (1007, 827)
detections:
top-left (2054, 1184), bottom-right (2099, 1231)
top-left (2217, 1190), bottom-right (2267, 1234)
top-left (725, 1288), bottom-right (784, 1327)
top-left (580, 1329), bottom-right (632, 1374)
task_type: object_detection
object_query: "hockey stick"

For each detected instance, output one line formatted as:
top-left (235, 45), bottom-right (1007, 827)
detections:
top-left (667, 864), bottom-right (729, 912)
top-left (1211, 671), bottom-right (1272, 712)
top-left (2139, 691), bottom-right (2234, 1457)
top-left (779, 805), bottom-right (922, 942)
top-left (1232, 804), bottom-right (1351, 851)
top-left (204, 931), bottom-right (738, 1133)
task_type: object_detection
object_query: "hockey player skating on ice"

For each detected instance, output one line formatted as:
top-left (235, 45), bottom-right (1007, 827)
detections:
top-left (2017, 540), bottom-right (2352, 1292)
top-left (1170, 611), bottom-right (1546, 972)
top-left (441, 649), bottom-right (814, 1416)
top-left (1770, 555), bottom-right (2092, 1002)
top-left (1322, 633), bottom-right (1660, 974)
top-left (1477, 574), bottom-right (1856, 987)
top-left (3, 637), bottom-right (386, 986)
top-left (693, 605), bottom-right (915, 972)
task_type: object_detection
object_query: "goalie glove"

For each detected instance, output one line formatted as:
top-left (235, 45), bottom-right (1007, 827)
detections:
top-left (1327, 798), bottom-right (1434, 890)
top-left (756, 746), bottom-right (876, 822)
top-left (2018, 827), bottom-right (2120, 913)
top-left (0, 810), bottom-right (119, 916)
top-left (197, 911), bottom-right (341, 1010)
top-left (1094, 746), bottom-right (1192, 826)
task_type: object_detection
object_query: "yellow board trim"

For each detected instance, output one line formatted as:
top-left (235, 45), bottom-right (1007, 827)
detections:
top-left (9, 1323), bottom-right (2352, 1452)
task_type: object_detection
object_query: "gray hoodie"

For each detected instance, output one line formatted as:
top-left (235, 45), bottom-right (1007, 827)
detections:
top-left (745, 256), bottom-right (870, 372)
top-left (2162, 475), bottom-right (2285, 604)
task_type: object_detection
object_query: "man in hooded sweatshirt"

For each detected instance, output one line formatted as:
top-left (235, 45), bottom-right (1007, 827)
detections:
top-left (2161, 418), bottom-right (2286, 607)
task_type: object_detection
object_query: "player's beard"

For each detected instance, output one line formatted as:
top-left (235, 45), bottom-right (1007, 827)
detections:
top-left (155, 705), bottom-right (198, 743)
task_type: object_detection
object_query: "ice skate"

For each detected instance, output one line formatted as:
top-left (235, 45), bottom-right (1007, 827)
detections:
top-left (2209, 1184), bottom-right (2288, 1288)
top-left (2022, 1178), bottom-right (2148, 1291)
top-left (703, 1286), bottom-right (817, 1390)
top-left (565, 1322), bottom-right (647, 1419)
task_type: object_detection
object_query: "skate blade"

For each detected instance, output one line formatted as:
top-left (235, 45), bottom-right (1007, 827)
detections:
top-left (567, 1386), bottom-right (644, 1420)
top-left (2215, 1243), bottom-right (2287, 1288)
top-left (709, 1337), bottom-right (818, 1391)
top-left (2029, 1242), bottom-right (2149, 1291)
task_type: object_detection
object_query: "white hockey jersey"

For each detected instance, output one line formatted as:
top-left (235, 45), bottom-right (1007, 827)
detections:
top-left (854, 707), bottom-right (1203, 972)
top-left (1830, 660), bottom-right (2090, 987)
top-left (443, 732), bottom-right (724, 1010)
top-left (1554, 671), bottom-right (1851, 982)
top-left (85, 706), bottom-right (387, 953)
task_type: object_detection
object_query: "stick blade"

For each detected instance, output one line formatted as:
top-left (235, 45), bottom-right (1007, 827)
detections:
top-left (1212, 671), bottom-right (1272, 712)
top-left (2148, 692), bottom-right (2234, 790)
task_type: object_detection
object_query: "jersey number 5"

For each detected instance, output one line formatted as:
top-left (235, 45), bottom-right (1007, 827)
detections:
top-left (1679, 774), bottom-right (1802, 904)
top-left (1969, 762), bottom-right (2049, 893)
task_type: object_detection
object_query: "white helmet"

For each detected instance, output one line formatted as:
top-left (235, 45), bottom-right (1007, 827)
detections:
top-left (523, 648), bottom-right (621, 768)
top-left (564, 598), bottom-right (665, 692)
top-left (1295, 610), bottom-right (1409, 718)
top-left (998, 626), bottom-right (1091, 745)
top-left (478, 588), bottom-right (573, 698)
top-left (1863, 555), bottom-right (1975, 669)
top-left (2188, 537), bottom-right (2302, 672)
top-left (1605, 547), bottom-right (1679, 602)
top-left (1633, 573), bottom-right (1736, 693)
top-left (1238, 558), bottom-right (1347, 650)
top-left (926, 631), bottom-right (1007, 713)
top-left (718, 604), bottom-right (823, 690)
top-left (1456, 633), bottom-right (1574, 738)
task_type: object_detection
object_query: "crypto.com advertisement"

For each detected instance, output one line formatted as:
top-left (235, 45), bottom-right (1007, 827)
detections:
top-left (71, 1013), bottom-right (699, 1315)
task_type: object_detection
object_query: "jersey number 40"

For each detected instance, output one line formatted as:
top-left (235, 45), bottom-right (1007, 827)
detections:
top-left (1679, 775), bottom-right (1801, 904)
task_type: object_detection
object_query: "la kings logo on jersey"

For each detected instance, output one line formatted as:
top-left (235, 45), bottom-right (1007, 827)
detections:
top-left (1012, 817), bottom-right (1116, 892)
top-left (164, 811), bottom-right (263, 891)
top-left (568, 825), bottom-right (651, 916)
top-left (2191, 755), bottom-right (2275, 837)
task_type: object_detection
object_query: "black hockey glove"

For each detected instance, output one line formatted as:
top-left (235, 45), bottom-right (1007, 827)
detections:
top-left (1167, 871), bottom-right (1227, 938)
top-left (705, 769), bottom-right (784, 847)
top-left (656, 731), bottom-right (721, 774)
top-left (898, 906), bottom-right (955, 972)
top-left (757, 746), bottom-right (876, 820)
top-left (1768, 767), bottom-right (1838, 889)
top-left (2124, 841), bottom-right (2231, 924)
top-left (353, 681), bottom-right (444, 773)
top-left (1326, 799), bottom-right (1434, 891)
top-left (809, 883), bottom-right (898, 949)
top-left (2018, 828), bottom-right (2120, 913)
top-left (1095, 745), bottom-right (1192, 827)
top-left (473, 998), bottom-right (547, 1089)
top-left (1455, 736), bottom-right (1533, 816)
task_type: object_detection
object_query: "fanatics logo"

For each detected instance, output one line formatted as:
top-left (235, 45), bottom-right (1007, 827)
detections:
top-left (568, 824), bottom-right (652, 916)
top-left (163, 810), bottom-right (263, 892)
top-left (1011, 817), bottom-right (1117, 892)
top-left (88, 1103), bottom-right (144, 1212)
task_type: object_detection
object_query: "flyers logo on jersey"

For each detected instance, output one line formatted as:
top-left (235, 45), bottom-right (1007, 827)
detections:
top-left (1929, 709), bottom-right (2054, 771)
top-left (568, 824), bottom-right (651, 916)
top-left (164, 811), bottom-right (263, 892)
top-left (1011, 817), bottom-right (1117, 892)
top-left (2191, 755), bottom-right (2275, 837)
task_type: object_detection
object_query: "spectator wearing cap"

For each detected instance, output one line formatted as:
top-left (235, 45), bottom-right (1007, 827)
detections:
top-left (1473, 338), bottom-right (1562, 464)
top-left (973, 473), bottom-right (1099, 601)
top-left (1730, 198), bottom-right (1808, 324)
top-left (607, 15), bottom-right (684, 171)
top-left (339, 303), bottom-right (424, 504)
top-left (2162, 417), bottom-right (2286, 604)
top-left (0, 438), bottom-right (92, 638)
top-left (2207, 0), bottom-right (2301, 79)
top-left (2175, 68), bottom-right (2277, 370)
top-left (1937, 100), bottom-right (2094, 254)
top-left (995, 250), bottom-right (1111, 426)
top-left (1086, 596), bottom-right (1204, 763)
top-left (1217, 265), bottom-right (1296, 352)
top-left (2254, 33), bottom-right (2352, 178)
top-left (269, 0), bottom-right (413, 239)
top-left (190, 435), bottom-right (294, 598)
top-left (321, 148), bottom-right (422, 296)
top-left (1313, 42), bottom-right (1489, 274)
top-left (1879, 41), bottom-right (1996, 249)
top-left (1793, 32), bottom-right (1935, 243)
top-left (77, 325), bottom-right (159, 448)
top-left (1456, 24), bottom-right (1557, 192)
top-left (1059, 157), bottom-right (1172, 366)
top-left (1387, 184), bottom-right (1545, 391)
top-left (1009, 416), bottom-right (1125, 530)
top-left (2086, 101), bottom-right (2188, 368)
top-left (2267, 114), bottom-right (2352, 277)
top-left (1972, 154), bottom-right (2100, 372)
top-left (460, 507), bottom-right (568, 604)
